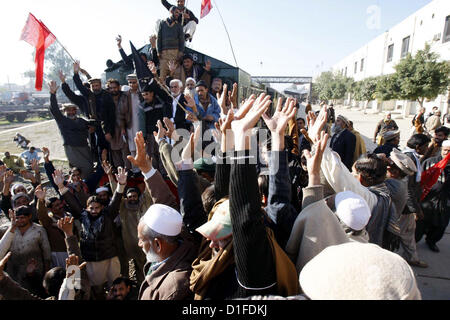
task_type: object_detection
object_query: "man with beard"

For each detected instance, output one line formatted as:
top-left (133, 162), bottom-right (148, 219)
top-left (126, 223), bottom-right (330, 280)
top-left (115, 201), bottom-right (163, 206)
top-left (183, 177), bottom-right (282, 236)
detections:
top-left (416, 140), bottom-right (450, 253)
top-left (106, 79), bottom-right (131, 170)
top-left (161, 0), bottom-right (198, 42)
top-left (157, 6), bottom-right (185, 83)
top-left (210, 77), bottom-right (223, 98)
top-left (168, 79), bottom-right (189, 130)
top-left (374, 112), bottom-right (399, 145)
top-left (330, 115), bottom-right (356, 170)
top-left (184, 77), bottom-right (197, 98)
top-left (168, 54), bottom-right (211, 87)
top-left (73, 62), bottom-right (116, 164)
top-left (194, 80), bottom-right (221, 130)
top-left (107, 277), bottom-right (134, 300)
top-left (422, 126), bottom-right (449, 161)
top-left (54, 168), bottom-right (127, 294)
top-left (48, 81), bottom-right (94, 179)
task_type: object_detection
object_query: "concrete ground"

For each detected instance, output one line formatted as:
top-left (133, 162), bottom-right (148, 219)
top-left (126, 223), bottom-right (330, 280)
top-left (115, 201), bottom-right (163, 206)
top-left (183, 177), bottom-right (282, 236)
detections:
top-left (330, 104), bottom-right (450, 300)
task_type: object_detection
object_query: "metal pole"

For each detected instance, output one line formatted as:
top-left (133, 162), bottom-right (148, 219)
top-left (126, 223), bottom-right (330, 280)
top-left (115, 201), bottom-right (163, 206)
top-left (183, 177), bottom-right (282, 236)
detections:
top-left (54, 38), bottom-right (76, 63)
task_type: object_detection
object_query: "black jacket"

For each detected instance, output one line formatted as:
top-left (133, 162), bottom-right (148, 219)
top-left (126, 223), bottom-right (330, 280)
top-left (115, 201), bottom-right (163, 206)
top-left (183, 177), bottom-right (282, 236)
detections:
top-left (161, 0), bottom-right (199, 25)
top-left (330, 129), bottom-right (357, 170)
top-left (403, 152), bottom-right (423, 215)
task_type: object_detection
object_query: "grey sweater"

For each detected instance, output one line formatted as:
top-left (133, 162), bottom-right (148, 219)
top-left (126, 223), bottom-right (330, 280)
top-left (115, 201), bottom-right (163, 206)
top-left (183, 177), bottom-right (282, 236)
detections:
top-left (157, 19), bottom-right (185, 53)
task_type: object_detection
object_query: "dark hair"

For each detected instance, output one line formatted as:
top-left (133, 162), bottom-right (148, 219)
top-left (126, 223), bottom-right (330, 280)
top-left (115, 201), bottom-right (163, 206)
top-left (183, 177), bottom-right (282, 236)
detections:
top-left (87, 196), bottom-right (102, 206)
top-left (435, 126), bottom-right (449, 136)
top-left (15, 205), bottom-right (32, 217)
top-left (196, 80), bottom-right (208, 89)
top-left (43, 267), bottom-right (66, 297)
top-left (45, 197), bottom-right (60, 209)
top-left (126, 187), bottom-right (141, 197)
top-left (107, 78), bottom-right (120, 87)
top-left (112, 276), bottom-right (133, 288)
top-left (296, 117), bottom-right (305, 123)
top-left (354, 153), bottom-right (387, 186)
top-left (201, 185), bottom-right (216, 214)
top-left (406, 134), bottom-right (431, 149)
top-left (70, 167), bottom-right (82, 175)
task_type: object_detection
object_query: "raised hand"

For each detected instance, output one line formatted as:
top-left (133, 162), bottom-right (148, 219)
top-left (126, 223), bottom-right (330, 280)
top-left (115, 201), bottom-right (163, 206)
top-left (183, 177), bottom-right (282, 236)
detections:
top-left (48, 80), bottom-right (59, 94)
top-left (42, 147), bottom-right (50, 163)
top-left (73, 61), bottom-right (80, 74)
top-left (3, 170), bottom-right (14, 186)
top-left (163, 117), bottom-right (177, 141)
top-left (153, 120), bottom-right (167, 142)
top-left (127, 132), bottom-right (152, 173)
top-left (20, 170), bottom-right (36, 184)
top-left (147, 61), bottom-right (157, 76)
top-left (115, 167), bottom-right (127, 185)
top-left (52, 169), bottom-right (65, 189)
top-left (34, 185), bottom-right (46, 201)
top-left (65, 254), bottom-right (87, 279)
top-left (216, 83), bottom-right (229, 117)
top-left (57, 216), bottom-right (74, 237)
top-left (231, 93), bottom-right (271, 151)
top-left (262, 97), bottom-right (297, 135)
top-left (229, 83), bottom-right (238, 108)
top-left (307, 106), bottom-right (328, 144)
top-left (185, 94), bottom-right (198, 113)
top-left (0, 252), bottom-right (11, 281)
top-left (102, 160), bottom-right (113, 176)
top-left (303, 131), bottom-right (329, 186)
top-left (116, 35), bottom-right (122, 48)
top-left (58, 70), bottom-right (66, 83)
top-left (8, 209), bottom-right (17, 232)
top-left (217, 109), bottom-right (235, 152)
top-left (204, 60), bottom-right (211, 72)
top-left (168, 60), bottom-right (177, 75)
top-left (31, 158), bottom-right (39, 173)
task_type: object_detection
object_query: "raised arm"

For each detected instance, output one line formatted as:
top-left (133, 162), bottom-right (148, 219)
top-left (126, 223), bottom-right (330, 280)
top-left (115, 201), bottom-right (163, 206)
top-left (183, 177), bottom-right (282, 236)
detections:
top-left (106, 167), bottom-right (126, 220)
top-left (35, 185), bottom-right (52, 228)
top-left (230, 93), bottom-right (276, 293)
top-left (73, 62), bottom-right (91, 98)
top-left (55, 170), bottom-right (83, 219)
top-left (48, 81), bottom-right (64, 122)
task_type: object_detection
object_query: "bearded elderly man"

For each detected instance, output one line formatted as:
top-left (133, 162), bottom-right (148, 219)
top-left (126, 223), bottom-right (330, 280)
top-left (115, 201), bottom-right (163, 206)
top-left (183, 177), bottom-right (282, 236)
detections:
top-left (330, 115), bottom-right (356, 170)
top-left (48, 81), bottom-right (94, 179)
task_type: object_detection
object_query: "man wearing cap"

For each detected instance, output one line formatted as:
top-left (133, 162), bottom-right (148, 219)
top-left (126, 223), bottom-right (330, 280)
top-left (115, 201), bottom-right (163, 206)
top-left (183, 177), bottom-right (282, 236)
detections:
top-left (416, 140), bottom-right (450, 253)
top-left (330, 115), bottom-right (356, 170)
top-left (373, 112), bottom-right (398, 145)
top-left (385, 149), bottom-right (427, 268)
top-left (156, 6), bottom-right (185, 83)
top-left (48, 81), bottom-right (94, 179)
top-left (374, 130), bottom-right (400, 158)
top-left (106, 78), bottom-right (132, 170)
top-left (194, 80), bottom-right (221, 130)
top-left (184, 77), bottom-right (197, 99)
top-left (73, 61), bottom-right (117, 163)
top-left (161, 0), bottom-right (198, 42)
top-left (1, 206), bottom-right (51, 296)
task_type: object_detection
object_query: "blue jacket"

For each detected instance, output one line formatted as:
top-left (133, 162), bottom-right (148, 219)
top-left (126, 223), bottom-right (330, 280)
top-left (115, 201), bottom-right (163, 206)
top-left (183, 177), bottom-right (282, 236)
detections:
top-left (194, 94), bottom-right (220, 129)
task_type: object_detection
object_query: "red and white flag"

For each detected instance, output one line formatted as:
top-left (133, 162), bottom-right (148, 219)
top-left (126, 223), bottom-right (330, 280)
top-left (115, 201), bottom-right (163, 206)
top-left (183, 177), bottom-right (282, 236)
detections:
top-left (20, 13), bottom-right (56, 91)
top-left (420, 152), bottom-right (450, 201)
top-left (200, 0), bottom-right (213, 19)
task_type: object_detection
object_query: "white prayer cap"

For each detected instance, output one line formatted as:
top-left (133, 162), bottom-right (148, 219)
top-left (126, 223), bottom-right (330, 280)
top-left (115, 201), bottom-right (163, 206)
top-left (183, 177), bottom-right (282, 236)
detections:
top-left (335, 191), bottom-right (371, 231)
top-left (121, 85), bottom-right (131, 92)
top-left (143, 204), bottom-right (182, 236)
top-left (299, 242), bottom-right (421, 300)
top-left (96, 187), bottom-right (109, 194)
top-left (442, 140), bottom-right (450, 147)
top-left (11, 183), bottom-right (26, 196)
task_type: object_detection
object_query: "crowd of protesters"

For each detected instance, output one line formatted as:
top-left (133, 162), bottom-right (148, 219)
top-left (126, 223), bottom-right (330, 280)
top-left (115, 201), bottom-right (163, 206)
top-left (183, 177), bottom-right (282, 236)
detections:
top-left (0, 0), bottom-right (449, 301)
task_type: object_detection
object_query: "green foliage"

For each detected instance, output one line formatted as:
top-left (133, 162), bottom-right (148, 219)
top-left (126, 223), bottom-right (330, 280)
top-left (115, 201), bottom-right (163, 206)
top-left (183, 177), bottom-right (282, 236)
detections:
top-left (394, 43), bottom-right (450, 106)
top-left (375, 74), bottom-right (400, 102)
top-left (353, 77), bottom-right (378, 102)
top-left (313, 71), bottom-right (354, 102)
top-left (44, 43), bottom-right (74, 84)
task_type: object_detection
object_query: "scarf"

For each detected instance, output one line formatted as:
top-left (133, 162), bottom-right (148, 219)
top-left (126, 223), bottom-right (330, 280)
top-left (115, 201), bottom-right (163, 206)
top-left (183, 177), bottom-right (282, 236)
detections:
top-left (403, 148), bottom-right (422, 182)
top-left (81, 212), bottom-right (105, 242)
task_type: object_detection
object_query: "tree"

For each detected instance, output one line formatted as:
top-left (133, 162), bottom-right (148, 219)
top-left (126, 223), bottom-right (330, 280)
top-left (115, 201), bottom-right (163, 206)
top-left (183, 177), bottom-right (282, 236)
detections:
top-left (313, 71), bottom-right (354, 103)
top-left (375, 74), bottom-right (400, 102)
top-left (395, 43), bottom-right (450, 108)
top-left (44, 43), bottom-right (74, 85)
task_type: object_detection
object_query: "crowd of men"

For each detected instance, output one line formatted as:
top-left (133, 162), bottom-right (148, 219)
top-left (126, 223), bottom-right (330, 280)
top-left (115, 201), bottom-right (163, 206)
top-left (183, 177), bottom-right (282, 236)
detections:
top-left (0, 0), bottom-right (449, 301)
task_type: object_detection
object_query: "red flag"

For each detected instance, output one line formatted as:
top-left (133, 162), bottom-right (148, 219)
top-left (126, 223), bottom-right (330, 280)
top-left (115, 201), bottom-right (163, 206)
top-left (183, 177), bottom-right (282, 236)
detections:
top-left (420, 152), bottom-right (450, 201)
top-left (200, 0), bottom-right (213, 18)
top-left (20, 13), bottom-right (56, 91)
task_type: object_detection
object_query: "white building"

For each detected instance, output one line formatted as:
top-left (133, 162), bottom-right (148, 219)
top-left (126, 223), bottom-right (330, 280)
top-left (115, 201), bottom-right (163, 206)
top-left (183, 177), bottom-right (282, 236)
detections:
top-left (332, 0), bottom-right (450, 117)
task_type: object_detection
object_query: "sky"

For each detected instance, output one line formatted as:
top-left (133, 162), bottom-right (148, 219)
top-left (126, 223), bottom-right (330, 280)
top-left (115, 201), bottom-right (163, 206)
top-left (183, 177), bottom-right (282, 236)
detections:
top-left (0, 0), bottom-right (433, 89)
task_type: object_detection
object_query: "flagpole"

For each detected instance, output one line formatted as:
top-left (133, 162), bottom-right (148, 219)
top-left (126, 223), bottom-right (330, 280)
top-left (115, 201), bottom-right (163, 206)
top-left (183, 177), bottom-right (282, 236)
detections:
top-left (211, 0), bottom-right (239, 68)
top-left (54, 38), bottom-right (76, 63)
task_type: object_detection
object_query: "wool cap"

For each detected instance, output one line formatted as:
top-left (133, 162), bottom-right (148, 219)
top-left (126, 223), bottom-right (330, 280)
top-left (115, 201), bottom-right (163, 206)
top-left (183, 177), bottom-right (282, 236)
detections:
top-left (299, 242), bottom-right (422, 300)
top-left (383, 130), bottom-right (400, 141)
top-left (143, 204), bottom-right (182, 236)
top-left (337, 115), bottom-right (350, 127)
top-left (442, 140), bottom-right (450, 147)
top-left (335, 191), bottom-right (371, 231)
top-left (390, 148), bottom-right (417, 176)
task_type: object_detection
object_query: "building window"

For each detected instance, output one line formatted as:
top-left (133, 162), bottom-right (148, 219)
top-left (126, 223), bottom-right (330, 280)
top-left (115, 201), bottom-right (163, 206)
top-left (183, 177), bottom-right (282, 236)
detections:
top-left (360, 58), bottom-right (364, 72)
top-left (444, 15), bottom-right (450, 43)
top-left (387, 44), bottom-right (394, 62)
top-left (401, 36), bottom-right (410, 58)
top-left (354, 61), bottom-right (358, 74)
